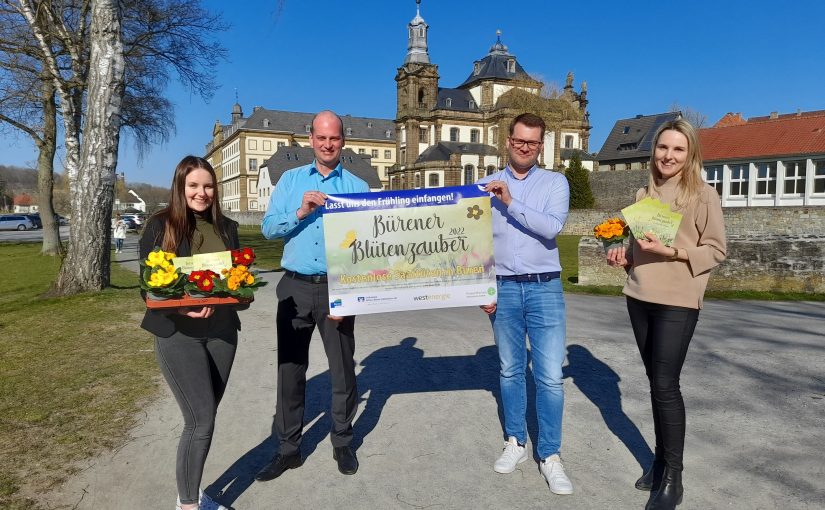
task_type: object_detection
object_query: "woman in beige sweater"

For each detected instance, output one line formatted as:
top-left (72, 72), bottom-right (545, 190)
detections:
top-left (607, 119), bottom-right (726, 510)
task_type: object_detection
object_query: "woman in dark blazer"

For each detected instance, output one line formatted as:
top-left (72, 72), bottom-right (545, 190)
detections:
top-left (139, 155), bottom-right (239, 510)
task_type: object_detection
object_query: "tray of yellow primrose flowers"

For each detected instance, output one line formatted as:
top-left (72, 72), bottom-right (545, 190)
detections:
top-left (141, 247), bottom-right (266, 309)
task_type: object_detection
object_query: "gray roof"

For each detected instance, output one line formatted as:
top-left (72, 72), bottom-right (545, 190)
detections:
top-left (242, 108), bottom-right (396, 141)
top-left (436, 88), bottom-right (480, 112)
top-left (595, 112), bottom-right (682, 162)
top-left (560, 148), bottom-right (597, 162)
top-left (261, 147), bottom-right (382, 189)
top-left (458, 37), bottom-right (535, 89)
top-left (416, 142), bottom-right (499, 163)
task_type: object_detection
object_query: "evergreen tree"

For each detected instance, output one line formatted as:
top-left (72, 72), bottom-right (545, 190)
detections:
top-left (565, 151), bottom-right (595, 209)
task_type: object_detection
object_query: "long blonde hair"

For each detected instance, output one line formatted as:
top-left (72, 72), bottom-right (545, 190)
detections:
top-left (645, 119), bottom-right (705, 209)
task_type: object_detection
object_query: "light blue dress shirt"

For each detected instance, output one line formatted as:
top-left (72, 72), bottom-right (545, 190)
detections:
top-left (261, 160), bottom-right (369, 274)
top-left (476, 165), bottom-right (570, 275)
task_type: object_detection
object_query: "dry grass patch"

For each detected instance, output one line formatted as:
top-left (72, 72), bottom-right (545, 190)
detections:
top-left (0, 244), bottom-right (158, 509)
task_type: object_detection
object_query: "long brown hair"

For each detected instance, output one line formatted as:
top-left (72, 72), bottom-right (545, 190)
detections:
top-left (154, 155), bottom-right (230, 252)
top-left (644, 119), bottom-right (705, 209)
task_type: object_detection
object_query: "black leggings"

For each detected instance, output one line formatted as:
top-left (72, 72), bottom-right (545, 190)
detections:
top-left (626, 296), bottom-right (699, 472)
top-left (155, 326), bottom-right (237, 505)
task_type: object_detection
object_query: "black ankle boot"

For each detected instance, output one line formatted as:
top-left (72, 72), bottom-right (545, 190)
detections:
top-left (645, 466), bottom-right (683, 510)
top-left (635, 459), bottom-right (665, 491)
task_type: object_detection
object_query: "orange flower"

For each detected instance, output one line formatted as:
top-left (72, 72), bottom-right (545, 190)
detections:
top-left (593, 217), bottom-right (629, 241)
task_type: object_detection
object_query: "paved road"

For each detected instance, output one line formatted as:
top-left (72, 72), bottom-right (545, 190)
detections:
top-left (0, 225), bottom-right (70, 243)
top-left (44, 247), bottom-right (825, 510)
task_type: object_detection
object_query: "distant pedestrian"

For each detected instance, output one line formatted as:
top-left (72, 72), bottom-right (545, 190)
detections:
top-left (478, 113), bottom-right (574, 497)
top-left (606, 119), bottom-right (726, 509)
top-left (138, 155), bottom-right (241, 510)
top-left (112, 214), bottom-right (127, 253)
top-left (255, 110), bottom-right (368, 482)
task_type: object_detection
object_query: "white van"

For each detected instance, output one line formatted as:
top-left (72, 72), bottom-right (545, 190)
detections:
top-left (0, 215), bottom-right (35, 231)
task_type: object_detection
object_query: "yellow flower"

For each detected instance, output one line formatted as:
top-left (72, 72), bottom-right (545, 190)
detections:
top-left (227, 275), bottom-right (240, 290)
top-left (146, 250), bottom-right (166, 268)
top-left (245, 274), bottom-right (255, 285)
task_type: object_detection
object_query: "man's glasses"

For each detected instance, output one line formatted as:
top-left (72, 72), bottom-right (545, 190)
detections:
top-left (509, 137), bottom-right (542, 150)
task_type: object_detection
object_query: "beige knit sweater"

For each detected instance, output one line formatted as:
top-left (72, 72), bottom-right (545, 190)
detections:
top-left (623, 175), bottom-right (727, 309)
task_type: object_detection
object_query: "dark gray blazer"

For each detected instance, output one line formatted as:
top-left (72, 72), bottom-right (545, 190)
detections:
top-left (138, 213), bottom-right (241, 338)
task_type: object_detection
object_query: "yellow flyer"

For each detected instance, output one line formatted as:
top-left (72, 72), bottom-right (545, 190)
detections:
top-left (621, 197), bottom-right (683, 246)
top-left (172, 251), bottom-right (233, 275)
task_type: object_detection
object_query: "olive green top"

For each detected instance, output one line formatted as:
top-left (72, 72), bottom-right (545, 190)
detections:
top-left (193, 215), bottom-right (226, 254)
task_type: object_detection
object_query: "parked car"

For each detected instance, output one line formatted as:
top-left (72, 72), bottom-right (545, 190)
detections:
top-left (121, 214), bottom-right (144, 228)
top-left (24, 213), bottom-right (43, 229)
top-left (122, 217), bottom-right (139, 231)
top-left (56, 215), bottom-right (69, 225)
top-left (0, 215), bottom-right (35, 231)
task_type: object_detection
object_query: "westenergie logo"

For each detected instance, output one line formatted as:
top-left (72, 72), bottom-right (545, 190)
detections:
top-left (413, 294), bottom-right (450, 301)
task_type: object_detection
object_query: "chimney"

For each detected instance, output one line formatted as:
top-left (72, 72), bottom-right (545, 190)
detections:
top-left (770, 111), bottom-right (779, 119)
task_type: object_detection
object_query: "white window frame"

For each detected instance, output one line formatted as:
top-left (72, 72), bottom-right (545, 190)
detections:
top-left (728, 163), bottom-right (749, 197)
top-left (782, 160), bottom-right (806, 196)
top-left (703, 165), bottom-right (723, 196)
top-left (755, 162), bottom-right (777, 196)
top-left (814, 159), bottom-right (825, 195)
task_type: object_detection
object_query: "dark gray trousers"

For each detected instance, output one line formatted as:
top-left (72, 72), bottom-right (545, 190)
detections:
top-left (273, 275), bottom-right (357, 456)
top-left (155, 316), bottom-right (237, 505)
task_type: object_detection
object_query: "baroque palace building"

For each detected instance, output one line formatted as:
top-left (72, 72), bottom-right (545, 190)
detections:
top-left (204, 104), bottom-right (396, 212)
top-left (390, 1), bottom-right (591, 190)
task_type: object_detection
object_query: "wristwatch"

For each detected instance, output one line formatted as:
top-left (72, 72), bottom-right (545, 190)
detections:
top-left (668, 247), bottom-right (680, 261)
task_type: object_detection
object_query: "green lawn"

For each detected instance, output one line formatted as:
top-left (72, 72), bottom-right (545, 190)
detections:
top-left (0, 244), bottom-right (156, 510)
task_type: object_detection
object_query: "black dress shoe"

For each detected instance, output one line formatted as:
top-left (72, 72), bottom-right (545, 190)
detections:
top-left (645, 466), bottom-right (683, 510)
top-left (255, 453), bottom-right (303, 482)
top-left (636, 459), bottom-right (665, 491)
top-left (333, 446), bottom-right (358, 475)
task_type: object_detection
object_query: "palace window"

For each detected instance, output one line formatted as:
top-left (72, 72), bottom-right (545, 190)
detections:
top-left (346, 127), bottom-right (352, 136)
top-left (450, 127), bottom-right (459, 142)
top-left (486, 165), bottom-right (497, 176)
top-left (463, 165), bottom-right (475, 185)
top-left (469, 99), bottom-right (476, 109)
top-left (263, 119), bottom-right (270, 128)
top-left (445, 98), bottom-right (452, 108)
top-left (384, 150), bottom-right (392, 159)
top-left (507, 59), bottom-right (515, 73)
top-left (783, 160), bottom-right (806, 195)
top-left (815, 160), bottom-right (825, 194)
top-left (305, 124), bottom-right (311, 133)
top-left (703, 165), bottom-right (723, 196)
top-left (419, 127), bottom-right (428, 142)
top-left (358, 148), bottom-right (366, 154)
top-left (385, 129), bottom-right (392, 138)
top-left (428, 173), bottom-right (439, 187)
top-left (415, 173), bottom-right (421, 188)
top-left (755, 162), bottom-right (777, 195)
top-left (564, 135), bottom-right (574, 149)
top-left (470, 129), bottom-right (480, 143)
top-left (277, 141), bottom-right (285, 148)
top-left (729, 164), bottom-right (749, 196)
top-left (473, 62), bottom-right (480, 75)
top-left (248, 158), bottom-right (258, 172)
top-left (371, 149), bottom-right (379, 158)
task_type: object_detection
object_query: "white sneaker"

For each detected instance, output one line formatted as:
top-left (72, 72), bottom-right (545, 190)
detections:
top-left (175, 489), bottom-right (203, 510)
top-left (540, 454), bottom-right (573, 495)
top-left (493, 436), bottom-right (528, 473)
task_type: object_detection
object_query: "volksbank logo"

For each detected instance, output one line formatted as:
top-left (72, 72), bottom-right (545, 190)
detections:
top-left (413, 294), bottom-right (450, 301)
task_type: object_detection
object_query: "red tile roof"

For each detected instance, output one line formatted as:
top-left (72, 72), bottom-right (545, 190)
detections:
top-left (13, 193), bottom-right (33, 206)
top-left (700, 110), bottom-right (825, 162)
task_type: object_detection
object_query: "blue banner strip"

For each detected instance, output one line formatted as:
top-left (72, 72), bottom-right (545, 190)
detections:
top-left (323, 185), bottom-right (487, 214)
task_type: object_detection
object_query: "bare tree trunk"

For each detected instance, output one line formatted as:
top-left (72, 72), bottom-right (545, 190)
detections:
top-left (37, 75), bottom-right (63, 256)
top-left (49, 0), bottom-right (124, 295)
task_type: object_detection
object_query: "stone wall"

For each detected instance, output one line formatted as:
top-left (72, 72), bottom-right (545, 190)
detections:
top-left (588, 169), bottom-right (648, 210)
top-left (226, 211), bottom-right (265, 226)
top-left (576, 206), bottom-right (825, 293)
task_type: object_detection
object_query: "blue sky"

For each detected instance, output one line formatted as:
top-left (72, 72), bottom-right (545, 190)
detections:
top-left (3, 0), bottom-right (825, 186)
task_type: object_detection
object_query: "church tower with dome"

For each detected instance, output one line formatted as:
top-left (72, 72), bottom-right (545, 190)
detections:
top-left (392, 0), bottom-right (592, 190)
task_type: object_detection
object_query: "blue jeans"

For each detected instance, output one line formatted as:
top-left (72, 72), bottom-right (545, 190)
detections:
top-left (490, 277), bottom-right (566, 459)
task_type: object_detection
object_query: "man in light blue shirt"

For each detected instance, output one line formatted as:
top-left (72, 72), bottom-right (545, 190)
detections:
top-left (477, 113), bottom-right (573, 496)
top-left (256, 111), bottom-right (368, 481)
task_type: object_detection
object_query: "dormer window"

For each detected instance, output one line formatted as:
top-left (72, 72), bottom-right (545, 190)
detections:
top-left (385, 129), bottom-right (392, 138)
top-left (445, 98), bottom-right (452, 107)
top-left (622, 126), bottom-right (630, 134)
top-left (473, 62), bottom-right (480, 75)
top-left (469, 99), bottom-right (476, 109)
top-left (263, 118), bottom-right (270, 127)
top-left (367, 121), bottom-right (372, 128)
top-left (305, 124), bottom-right (311, 133)
top-left (419, 27), bottom-right (424, 37)
top-left (346, 127), bottom-right (352, 136)
top-left (507, 59), bottom-right (515, 73)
